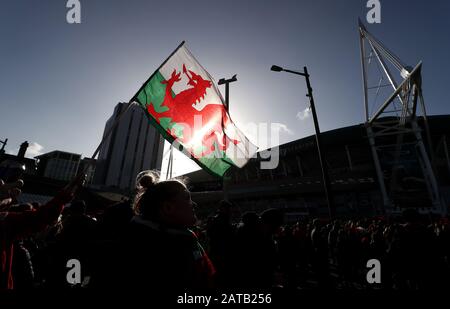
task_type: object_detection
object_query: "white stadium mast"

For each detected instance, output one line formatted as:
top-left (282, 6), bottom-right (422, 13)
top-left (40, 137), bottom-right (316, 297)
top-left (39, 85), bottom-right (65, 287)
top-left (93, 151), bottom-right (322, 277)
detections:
top-left (358, 19), bottom-right (445, 215)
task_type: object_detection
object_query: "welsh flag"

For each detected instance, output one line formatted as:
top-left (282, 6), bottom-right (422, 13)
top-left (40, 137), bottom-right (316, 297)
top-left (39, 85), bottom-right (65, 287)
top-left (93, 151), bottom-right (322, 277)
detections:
top-left (131, 42), bottom-right (257, 177)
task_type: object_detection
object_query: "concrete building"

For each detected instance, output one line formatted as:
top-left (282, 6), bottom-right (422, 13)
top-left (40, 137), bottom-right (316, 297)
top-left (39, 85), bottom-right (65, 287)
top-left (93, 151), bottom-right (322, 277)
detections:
top-left (36, 150), bottom-right (81, 182)
top-left (93, 103), bottom-right (164, 190)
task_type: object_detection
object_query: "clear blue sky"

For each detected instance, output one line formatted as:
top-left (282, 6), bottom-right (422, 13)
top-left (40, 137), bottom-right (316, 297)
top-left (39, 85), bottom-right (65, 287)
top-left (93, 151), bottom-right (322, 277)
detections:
top-left (1, 0), bottom-right (449, 175)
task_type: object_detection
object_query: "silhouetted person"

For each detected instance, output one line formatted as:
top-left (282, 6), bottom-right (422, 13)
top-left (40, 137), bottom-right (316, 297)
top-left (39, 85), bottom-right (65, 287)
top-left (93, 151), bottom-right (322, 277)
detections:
top-left (207, 200), bottom-right (236, 287)
top-left (115, 170), bottom-right (215, 289)
top-left (311, 218), bottom-right (331, 288)
top-left (0, 177), bottom-right (83, 290)
top-left (59, 200), bottom-right (97, 243)
top-left (12, 240), bottom-right (34, 289)
top-left (278, 225), bottom-right (298, 287)
top-left (89, 200), bottom-right (133, 288)
top-left (235, 208), bottom-right (283, 287)
top-left (8, 204), bottom-right (35, 289)
top-left (235, 211), bottom-right (263, 287)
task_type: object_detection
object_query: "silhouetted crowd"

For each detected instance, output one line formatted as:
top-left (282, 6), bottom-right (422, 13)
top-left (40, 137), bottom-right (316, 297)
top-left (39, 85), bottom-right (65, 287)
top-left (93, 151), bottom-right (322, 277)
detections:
top-left (1, 172), bottom-right (449, 290)
top-left (204, 203), bottom-right (450, 289)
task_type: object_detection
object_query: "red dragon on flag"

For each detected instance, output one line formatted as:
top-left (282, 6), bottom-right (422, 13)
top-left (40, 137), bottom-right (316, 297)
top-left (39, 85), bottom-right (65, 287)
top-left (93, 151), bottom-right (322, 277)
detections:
top-left (146, 65), bottom-right (239, 158)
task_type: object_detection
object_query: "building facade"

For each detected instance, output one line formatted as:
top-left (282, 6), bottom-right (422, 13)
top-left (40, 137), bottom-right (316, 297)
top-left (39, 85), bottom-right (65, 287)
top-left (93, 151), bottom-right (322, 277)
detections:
top-left (187, 115), bottom-right (450, 219)
top-left (93, 103), bottom-right (164, 190)
top-left (36, 151), bottom-right (81, 182)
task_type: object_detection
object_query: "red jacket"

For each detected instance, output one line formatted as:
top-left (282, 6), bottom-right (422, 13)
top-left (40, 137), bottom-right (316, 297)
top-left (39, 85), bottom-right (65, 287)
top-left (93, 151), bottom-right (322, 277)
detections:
top-left (0, 195), bottom-right (67, 290)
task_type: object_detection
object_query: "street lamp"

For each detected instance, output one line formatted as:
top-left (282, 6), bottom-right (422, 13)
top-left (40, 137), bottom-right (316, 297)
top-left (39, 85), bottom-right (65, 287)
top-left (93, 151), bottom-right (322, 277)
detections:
top-left (271, 65), bottom-right (334, 219)
top-left (218, 74), bottom-right (237, 112)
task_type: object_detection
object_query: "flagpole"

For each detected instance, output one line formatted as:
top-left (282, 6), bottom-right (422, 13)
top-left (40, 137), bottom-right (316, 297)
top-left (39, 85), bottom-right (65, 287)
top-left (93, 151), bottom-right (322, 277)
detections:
top-left (130, 41), bottom-right (186, 102)
top-left (166, 144), bottom-right (174, 180)
top-left (131, 41), bottom-right (185, 181)
top-left (218, 75), bottom-right (238, 201)
top-left (169, 146), bottom-right (173, 178)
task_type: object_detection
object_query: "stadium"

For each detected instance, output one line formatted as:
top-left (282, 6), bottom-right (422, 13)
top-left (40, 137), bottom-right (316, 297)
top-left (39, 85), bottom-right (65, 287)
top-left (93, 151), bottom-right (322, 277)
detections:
top-left (189, 115), bottom-right (450, 220)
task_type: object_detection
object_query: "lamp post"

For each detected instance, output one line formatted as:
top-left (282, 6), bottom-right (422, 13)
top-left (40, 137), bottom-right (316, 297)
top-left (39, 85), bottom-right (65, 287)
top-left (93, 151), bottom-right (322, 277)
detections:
top-left (218, 74), bottom-right (237, 112)
top-left (271, 65), bottom-right (334, 219)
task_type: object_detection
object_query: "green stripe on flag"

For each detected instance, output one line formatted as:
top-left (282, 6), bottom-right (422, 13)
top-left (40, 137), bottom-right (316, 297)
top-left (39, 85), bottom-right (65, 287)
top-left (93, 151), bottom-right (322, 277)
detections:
top-left (198, 157), bottom-right (232, 178)
top-left (135, 71), bottom-right (173, 112)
